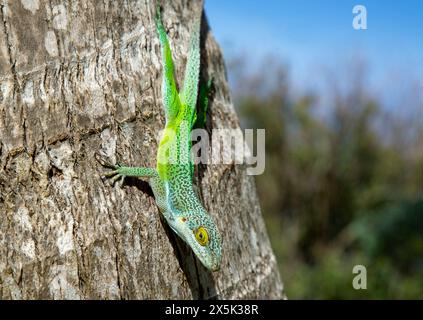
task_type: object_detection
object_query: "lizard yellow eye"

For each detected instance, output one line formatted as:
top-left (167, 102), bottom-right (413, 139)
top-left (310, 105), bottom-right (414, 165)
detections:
top-left (194, 227), bottom-right (209, 246)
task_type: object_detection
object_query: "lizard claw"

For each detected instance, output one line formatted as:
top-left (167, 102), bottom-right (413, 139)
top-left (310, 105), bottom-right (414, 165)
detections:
top-left (208, 75), bottom-right (215, 89)
top-left (103, 169), bottom-right (119, 178)
top-left (101, 169), bottom-right (126, 187)
top-left (155, 4), bottom-right (163, 28)
top-left (95, 152), bottom-right (118, 169)
top-left (108, 171), bottom-right (125, 186)
top-left (95, 152), bottom-right (125, 187)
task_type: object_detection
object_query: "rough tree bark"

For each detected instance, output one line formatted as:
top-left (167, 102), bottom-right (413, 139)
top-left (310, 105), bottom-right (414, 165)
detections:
top-left (0, 0), bottom-right (284, 299)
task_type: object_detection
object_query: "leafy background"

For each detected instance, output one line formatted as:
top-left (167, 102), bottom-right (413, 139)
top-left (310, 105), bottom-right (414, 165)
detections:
top-left (206, 0), bottom-right (423, 299)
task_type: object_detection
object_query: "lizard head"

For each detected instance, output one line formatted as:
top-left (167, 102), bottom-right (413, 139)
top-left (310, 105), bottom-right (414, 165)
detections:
top-left (169, 209), bottom-right (222, 272)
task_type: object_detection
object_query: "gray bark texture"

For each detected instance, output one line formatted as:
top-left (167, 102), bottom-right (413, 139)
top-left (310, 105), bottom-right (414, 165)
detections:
top-left (0, 0), bottom-right (284, 299)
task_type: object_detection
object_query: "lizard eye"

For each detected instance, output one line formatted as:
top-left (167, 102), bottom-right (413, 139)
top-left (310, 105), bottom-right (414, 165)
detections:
top-left (194, 226), bottom-right (209, 246)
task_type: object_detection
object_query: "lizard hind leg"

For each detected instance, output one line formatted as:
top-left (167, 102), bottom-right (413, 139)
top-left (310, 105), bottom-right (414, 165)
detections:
top-left (180, 9), bottom-right (202, 126)
top-left (155, 5), bottom-right (182, 123)
top-left (194, 76), bottom-right (214, 129)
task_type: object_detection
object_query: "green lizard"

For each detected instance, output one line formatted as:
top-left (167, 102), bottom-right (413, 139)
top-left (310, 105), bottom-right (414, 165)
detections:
top-left (99, 5), bottom-right (222, 271)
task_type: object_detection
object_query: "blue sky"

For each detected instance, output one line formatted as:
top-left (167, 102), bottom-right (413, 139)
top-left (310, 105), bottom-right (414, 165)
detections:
top-left (204, 0), bottom-right (423, 109)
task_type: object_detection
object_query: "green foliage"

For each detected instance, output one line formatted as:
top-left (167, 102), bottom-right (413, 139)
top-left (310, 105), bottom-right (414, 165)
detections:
top-left (231, 58), bottom-right (423, 299)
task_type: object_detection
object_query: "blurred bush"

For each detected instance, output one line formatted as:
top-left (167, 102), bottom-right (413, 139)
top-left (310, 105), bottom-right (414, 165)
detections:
top-left (228, 56), bottom-right (423, 299)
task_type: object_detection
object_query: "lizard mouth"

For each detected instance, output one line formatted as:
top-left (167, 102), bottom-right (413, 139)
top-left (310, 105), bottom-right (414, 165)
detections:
top-left (211, 263), bottom-right (220, 272)
top-left (193, 247), bottom-right (221, 272)
top-left (207, 253), bottom-right (221, 272)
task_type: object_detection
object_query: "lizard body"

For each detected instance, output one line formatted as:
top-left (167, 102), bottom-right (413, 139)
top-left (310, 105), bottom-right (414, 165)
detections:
top-left (100, 5), bottom-right (221, 271)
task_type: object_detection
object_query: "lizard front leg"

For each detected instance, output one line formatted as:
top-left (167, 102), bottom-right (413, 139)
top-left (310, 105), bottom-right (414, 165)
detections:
top-left (96, 154), bottom-right (157, 186)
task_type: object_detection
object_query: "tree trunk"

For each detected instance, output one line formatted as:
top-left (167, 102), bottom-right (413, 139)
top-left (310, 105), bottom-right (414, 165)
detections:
top-left (0, 0), bottom-right (284, 299)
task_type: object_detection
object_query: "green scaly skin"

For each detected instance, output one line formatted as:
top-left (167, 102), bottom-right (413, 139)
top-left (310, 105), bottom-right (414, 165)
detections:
top-left (100, 6), bottom-right (221, 271)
